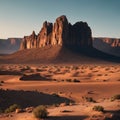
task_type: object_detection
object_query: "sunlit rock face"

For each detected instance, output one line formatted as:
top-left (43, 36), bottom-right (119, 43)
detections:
top-left (20, 31), bottom-right (37, 49)
top-left (20, 15), bottom-right (92, 50)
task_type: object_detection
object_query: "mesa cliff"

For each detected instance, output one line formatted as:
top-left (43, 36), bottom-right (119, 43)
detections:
top-left (20, 15), bottom-right (92, 50)
top-left (0, 38), bottom-right (21, 54)
top-left (93, 37), bottom-right (120, 57)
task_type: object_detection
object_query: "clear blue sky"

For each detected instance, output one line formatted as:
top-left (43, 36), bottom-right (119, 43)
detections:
top-left (0, 0), bottom-right (120, 39)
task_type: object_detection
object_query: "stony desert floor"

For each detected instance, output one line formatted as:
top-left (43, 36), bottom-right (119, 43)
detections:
top-left (0, 64), bottom-right (120, 120)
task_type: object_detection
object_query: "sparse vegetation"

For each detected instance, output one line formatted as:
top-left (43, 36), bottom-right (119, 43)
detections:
top-left (105, 68), bottom-right (110, 71)
top-left (97, 74), bottom-right (102, 76)
top-left (5, 104), bottom-right (21, 113)
top-left (73, 79), bottom-right (80, 82)
top-left (33, 105), bottom-right (48, 119)
top-left (87, 73), bottom-right (93, 77)
top-left (92, 105), bottom-right (104, 112)
top-left (84, 97), bottom-right (96, 102)
top-left (66, 79), bottom-right (72, 82)
top-left (61, 110), bottom-right (73, 112)
top-left (111, 94), bottom-right (120, 101)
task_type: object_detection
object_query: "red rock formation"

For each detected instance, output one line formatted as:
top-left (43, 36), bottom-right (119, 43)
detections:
top-left (37, 21), bottom-right (53, 47)
top-left (68, 22), bottom-right (92, 47)
top-left (20, 15), bottom-right (92, 50)
top-left (20, 31), bottom-right (37, 49)
top-left (51, 15), bottom-right (69, 46)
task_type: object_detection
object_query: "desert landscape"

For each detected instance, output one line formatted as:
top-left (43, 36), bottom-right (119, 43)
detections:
top-left (0, 14), bottom-right (120, 119)
top-left (0, 1), bottom-right (120, 120)
top-left (0, 63), bottom-right (120, 120)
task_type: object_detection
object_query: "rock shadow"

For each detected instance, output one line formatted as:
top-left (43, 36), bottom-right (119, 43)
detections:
top-left (0, 89), bottom-right (74, 110)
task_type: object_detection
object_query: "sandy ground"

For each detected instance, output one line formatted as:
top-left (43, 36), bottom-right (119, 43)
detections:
top-left (0, 64), bottom-right (120, 120)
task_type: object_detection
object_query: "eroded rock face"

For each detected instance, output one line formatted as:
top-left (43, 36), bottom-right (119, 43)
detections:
top-left (103, 38), bottom-right (120, 47)
top-left (20, 31), bottom-right (37, 49)
top-left (20, 15), bottom-right (92, 50)
top-left (51, 15), bottom-right (69, 46)
top-left (37, 21), bottom-right (53, 47)
top-left (68, 22), bottom-right (92, 47)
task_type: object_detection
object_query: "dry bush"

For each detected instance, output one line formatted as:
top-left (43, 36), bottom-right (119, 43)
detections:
top-left (84, 97), bottom-right (96, 103)
top-left (73, 79), bottom-right (80, 83)
top-left (87, 73), bottom-right (93, 77)
top-left (5, 104), bottom-right (21, 113)
top-left (105, 68), bottom-right (110, 71)
top-left (97, 74), bottom-right (102, 76)
top-left (33, 105), bottom-right (48, 119)
top-left (111, 94), bottom-right (120, 101)
top-left (92, 105), bottom-right (104, 112)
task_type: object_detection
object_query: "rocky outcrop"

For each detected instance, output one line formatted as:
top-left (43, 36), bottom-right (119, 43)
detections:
top-left (20, 31), bottom-right (37, 49)
top-left (37, 21), bottom-right (53, 47)
top-left (20, 15), bottom-right (92, 50)
top-left (51, 15), bottom-right (69, 46)
top-left (68, 22), bottom-right (92, 47)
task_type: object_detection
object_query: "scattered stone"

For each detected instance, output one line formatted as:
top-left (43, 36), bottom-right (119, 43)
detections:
top-left (15, 108), bottom-right (23, 113)
top-left (25, 107), bottom-right (34, 113)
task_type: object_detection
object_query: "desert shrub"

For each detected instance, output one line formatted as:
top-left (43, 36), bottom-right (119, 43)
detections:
top-left (61, 110), bottom-right (72, 112)
top-left (111, 94), bottom-right (120, 101)
top-left (92, 105), bottom-right (104, 112)
top-left (97, 74), bottom-right (102, 76)
top-left (73, 66), bottom-right (79, 70)
top-left (52, 103), bottom-right (59, 107)
top-left (61, 79), bottom-right (64, 82)
top-left (105, 68), bottom-right (110, 71)
top-left (20, 66), bottom-right (31, 71)
top-left (85, 97), bottom-right (96, 103)
top-left (88, 73), bottom-right (93, 77)
top-left (5, 104), bottom-right (21, 113)
top-left (104, 74), bottom-right (108, 76)
top-left (66, 79), bottom-right (72, 82)
top-left (33, 105), bottom-right (48, 119)
top-left (73, 79), bottom-right (80, 82)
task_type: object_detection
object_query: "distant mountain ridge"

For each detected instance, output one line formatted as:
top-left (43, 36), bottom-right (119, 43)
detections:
top-left (0, 38), bottom-right (22, 54)
top-left (93, 37), bottom-right (120, 57)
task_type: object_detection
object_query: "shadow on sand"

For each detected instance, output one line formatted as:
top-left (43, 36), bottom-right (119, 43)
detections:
top-left (0, 89), bottom-right (74, 110)
top-left (45, 115), bottom-right (88, 120)
top-left (105, 110), bottom-right (120, 120)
